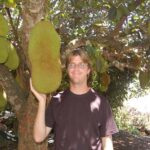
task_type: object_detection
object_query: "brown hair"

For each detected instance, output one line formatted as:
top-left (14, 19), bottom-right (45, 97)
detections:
top-left (66, 47), bottom-right (93, 85)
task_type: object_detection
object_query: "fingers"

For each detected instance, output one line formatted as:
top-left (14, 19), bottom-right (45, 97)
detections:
top-left (29, 78), bottom-right (46, 101)
top-left (30, 78), bottom-right (37, 94)
top-left (29, 78), bottom-right (33, 90)
top-left (30, 78), bottom-right (37, 95)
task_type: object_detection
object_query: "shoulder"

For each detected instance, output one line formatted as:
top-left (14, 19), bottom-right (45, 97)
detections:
top-left (90, 88), bottom-right (110, 107)
top-left (51, 89), bottom-right (68, 103)
top-left (90, 88), bottom-right (107, 101)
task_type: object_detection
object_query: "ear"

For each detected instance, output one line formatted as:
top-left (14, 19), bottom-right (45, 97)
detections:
top-left (87, 68), bottom-right (91, 74)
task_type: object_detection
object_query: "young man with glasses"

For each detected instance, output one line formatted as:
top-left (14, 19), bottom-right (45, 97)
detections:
top-left (30, 48), bottom-right (118, 150)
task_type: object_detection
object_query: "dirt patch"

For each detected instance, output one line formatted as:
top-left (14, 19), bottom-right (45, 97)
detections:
top-left (1, 130), bottom-right (150, 150)
top-left (113, 130), bottom-right (150, 150)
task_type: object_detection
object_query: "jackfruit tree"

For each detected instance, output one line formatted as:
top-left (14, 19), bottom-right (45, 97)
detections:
top-left (0, 0), bottom-right (150, 150)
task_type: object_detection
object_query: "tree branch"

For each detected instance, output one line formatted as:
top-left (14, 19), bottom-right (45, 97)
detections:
top-left (5, 7), bottom-right (30, 91)
top-left (0, 64), bottom-right (27, 117)
top-left (5, 7), bottom-right (26, 63)
top-left (110, 0), bottom-right (146, 37)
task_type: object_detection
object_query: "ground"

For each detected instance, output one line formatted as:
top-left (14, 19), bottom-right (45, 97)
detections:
top-left (113, 130), bottom-right (150, 150)
top-left (0, 130), bottom-right (150, 150)
top-left (48, 130), bottom-right (150, 150)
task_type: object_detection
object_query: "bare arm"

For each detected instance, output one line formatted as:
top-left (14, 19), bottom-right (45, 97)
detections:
top-left (30, 79), bottom-right (52, 143)
top-left (101, 135), bottom-right (113, 150)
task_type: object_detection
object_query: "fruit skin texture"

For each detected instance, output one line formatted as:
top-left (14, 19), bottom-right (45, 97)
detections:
top-left (0, 38), bottom-right (10, 63)
top-left (4, 44), bottom-right (19, 70)
top-left (28, 21), bottom-right (62, 93)
top-left (0, 14), bottom-right (9, 36)
top-left (0, 88), bottom-right (7, 112)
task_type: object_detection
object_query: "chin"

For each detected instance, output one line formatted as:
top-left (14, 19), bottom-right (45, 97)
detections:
top-left (71, 79), bottom-right (81, 84)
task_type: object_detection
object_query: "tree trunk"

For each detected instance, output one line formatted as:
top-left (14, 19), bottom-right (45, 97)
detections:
top-left (16, 0), bottom-right (48, 149)
top-left (1, 1), bottom-right (50, 149)
top-left (18, 94), bottom-right (48, 150)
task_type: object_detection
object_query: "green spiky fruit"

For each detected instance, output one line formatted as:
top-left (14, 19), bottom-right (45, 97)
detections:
top-left (5, 0), bottom-right (17, 8)
top-left (0, 14), bottom-right (9, 36)
top-left (4, 44), bottom-right (19, 70)
top-left (28, 21), bottom-right (62, 93)
top-left (0, 38), bottom-right (10, 63)
top-left (0, 88), bottom-right (7, 112)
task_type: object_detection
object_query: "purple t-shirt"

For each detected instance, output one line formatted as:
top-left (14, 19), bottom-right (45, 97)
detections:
top-left (45, 88), bottom-right (118, 150)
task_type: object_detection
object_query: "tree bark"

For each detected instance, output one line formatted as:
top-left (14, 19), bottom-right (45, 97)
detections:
top-left (18, 94), bottom-right (48, 150)
top-left (17, 0), bottom-right (48, 149)
top-left (0, 64), bottom-right (25, 116)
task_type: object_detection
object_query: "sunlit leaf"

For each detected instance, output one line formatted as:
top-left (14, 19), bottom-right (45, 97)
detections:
top-left (139, 71), bottom-right (150, 89)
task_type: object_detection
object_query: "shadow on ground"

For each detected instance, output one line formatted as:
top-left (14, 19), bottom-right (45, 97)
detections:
top-left (113, 130), bottom-right (150, 150)
top-left (0, 130), bottom-right (150, 150)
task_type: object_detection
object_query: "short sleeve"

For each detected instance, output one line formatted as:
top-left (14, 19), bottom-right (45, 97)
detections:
top-left (99, 97), bottom-right (118, 137)
top-left (45, 98), bottom-right (55, 128)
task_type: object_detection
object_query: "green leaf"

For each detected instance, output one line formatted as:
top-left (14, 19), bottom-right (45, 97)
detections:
top-left (99, 84), bottom-right (108, 92)
top-left (108, 6), bottom-right (117, 20)
top-left (96, 54), bottom-right (109, 73)
top-left (139, 71), bottom-right (150, 89)
top-left (148, 22), bottom-right (150, 35)
top-left (133, 15), bottom-right (139, 20)
top-left (128, 3), bottom-right (135, 11)
top-left (86, 45), bottom-right (97, 60)
top-left (116, 8), bottom-right (122, 21)
top-left (118, 4), bottom-right (129, 16)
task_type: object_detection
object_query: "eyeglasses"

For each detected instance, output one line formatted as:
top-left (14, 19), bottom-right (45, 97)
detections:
top-left (68, 63), bottom-right (88, 69)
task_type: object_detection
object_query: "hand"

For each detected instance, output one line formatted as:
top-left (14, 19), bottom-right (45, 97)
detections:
top-left (30, 78), bottom-right (46, 102)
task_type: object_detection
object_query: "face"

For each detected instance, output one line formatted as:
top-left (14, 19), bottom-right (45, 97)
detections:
top-left (67, 55), bottom-right (90, 85)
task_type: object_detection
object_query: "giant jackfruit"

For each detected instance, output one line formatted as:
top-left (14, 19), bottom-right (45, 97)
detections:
top-left (0, 14), bottom-right (9, 36)
top-left (0, 38), bottom-right (10, 63)
top-left (4, 43), bottom-right (19, 70)
top-left (28, 21), bottom-right (62, 93)
top-left (4, 0), bottom-right (17, 8)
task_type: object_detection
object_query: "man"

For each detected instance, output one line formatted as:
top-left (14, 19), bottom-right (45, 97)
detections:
top-left (30, 48), bottom-right (118, 150)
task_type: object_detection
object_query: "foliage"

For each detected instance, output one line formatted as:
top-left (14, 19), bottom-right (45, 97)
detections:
top-left (48, 0), bottom-right (150, 107)
top-left (115, 103), bottom-right (150, 136)
top-left (0, 0), bottom-right (149, 110)
top-left (115, 107), bottom-right (140, 135)
top-left (0, 0), bottom-right (149, 149)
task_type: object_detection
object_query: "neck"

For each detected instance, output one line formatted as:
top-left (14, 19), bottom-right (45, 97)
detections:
top-left (70, 82), bottom-right (90, 95)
